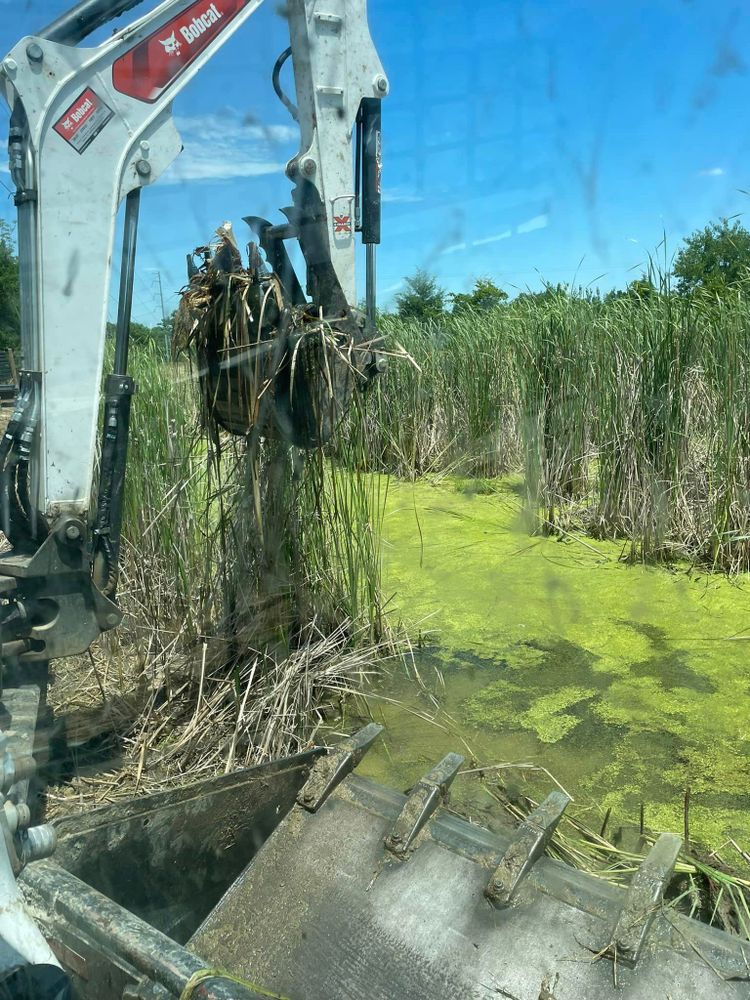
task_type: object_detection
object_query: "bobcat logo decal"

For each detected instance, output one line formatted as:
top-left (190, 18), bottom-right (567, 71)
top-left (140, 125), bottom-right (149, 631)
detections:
top-left (159, 31), bottom-right (181, 56)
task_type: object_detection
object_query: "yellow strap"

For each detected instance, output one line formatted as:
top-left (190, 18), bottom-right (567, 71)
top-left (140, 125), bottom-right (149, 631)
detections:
top-left (179, 967), bottom-right (289, 1000)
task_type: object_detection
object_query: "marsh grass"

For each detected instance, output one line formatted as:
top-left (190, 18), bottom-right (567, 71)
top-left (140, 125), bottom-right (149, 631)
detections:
top-left (366, 288), bottom-right (750, 571)
top-left (53, 337), bottom-right (394, 803)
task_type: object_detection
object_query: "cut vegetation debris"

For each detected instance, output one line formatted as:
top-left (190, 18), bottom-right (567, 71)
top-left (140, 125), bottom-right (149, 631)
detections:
top-left (48, 620), bottom-right (396, 814)
top-left (481, 779), bottom-right (750, 940)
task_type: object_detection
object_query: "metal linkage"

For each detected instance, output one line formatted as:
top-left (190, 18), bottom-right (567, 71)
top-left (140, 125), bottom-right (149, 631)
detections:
top-left (296, 723), bottom-right (383, 812)
top-left (485, 791), bottom-right (570, 906)
top-left (22, 862), bottom-right (275, 1000)
top-left (606, 832), bottom-right (682, 966)
top-left (384, 752), bottom-right (464, 859)
top-left (0, 687), bottom-right (60, 972)
top-left (0, 736), bottom-right (36, 795)
top-left (0, 737), bottom-right (56, 874)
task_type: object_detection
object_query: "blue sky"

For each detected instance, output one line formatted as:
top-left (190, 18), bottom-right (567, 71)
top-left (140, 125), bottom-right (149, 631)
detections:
top-left (2, 0), bottom-right (749, 323)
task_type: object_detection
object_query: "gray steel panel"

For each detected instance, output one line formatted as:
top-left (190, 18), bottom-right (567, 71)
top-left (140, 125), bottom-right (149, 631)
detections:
top-left (190, 774), bottom-right (750, 1000)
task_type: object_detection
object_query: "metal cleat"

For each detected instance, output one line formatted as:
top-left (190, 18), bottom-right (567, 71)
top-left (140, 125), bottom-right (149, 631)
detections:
top-left (606, 832), bottom-right (682, 966)
top-left (485, 790), bottom-right (570, 906)
top-left (384, 752), bottom-right (464, 858)
top-left (297, 723), bottom-right (383, 812)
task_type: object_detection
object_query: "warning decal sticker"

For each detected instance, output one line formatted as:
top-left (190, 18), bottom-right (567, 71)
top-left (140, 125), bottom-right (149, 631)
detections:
top-left (53, 88), bottom-right (114, 154)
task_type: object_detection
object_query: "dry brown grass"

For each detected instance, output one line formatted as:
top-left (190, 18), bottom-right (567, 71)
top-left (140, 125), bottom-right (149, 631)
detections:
top-left (47, 619), bottom-right (398, 818)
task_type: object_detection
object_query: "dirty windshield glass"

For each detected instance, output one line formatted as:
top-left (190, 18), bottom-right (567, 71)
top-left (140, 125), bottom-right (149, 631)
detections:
top-left (0, 1), bottom-right (749, 998)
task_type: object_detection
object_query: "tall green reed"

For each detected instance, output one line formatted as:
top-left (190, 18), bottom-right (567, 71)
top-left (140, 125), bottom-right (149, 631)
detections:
top-left (118, 342), bottom-right (388, 667)
top-left (366, 288), bottom-right (750, 571)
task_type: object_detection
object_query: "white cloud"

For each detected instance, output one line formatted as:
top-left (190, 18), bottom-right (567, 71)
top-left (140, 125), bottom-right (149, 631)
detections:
top-left (163, 111), bottom-right (298, 184)
top-left (516, 213), bottom-right (549, 234)
top-left (382, 190), bottom-right (423, 204)
top-left (175, 113), bottom-right (298, 146)
top-left (164, 154), bottom-right (286, 183)
top-left (442, 242), bottom-right (467, 255)
top-left (698, 166), bottom-right (725, 177)
top-left (472, 230), bottom-right (512, 247)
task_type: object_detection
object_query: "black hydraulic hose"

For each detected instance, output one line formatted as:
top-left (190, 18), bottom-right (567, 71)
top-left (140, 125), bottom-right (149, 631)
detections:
top-left (114, 188), bottom-right (140, 376)
top-left (16, 462), bottom-right (32, 527)
top-left (93, 187), bottom-right (140, 595)
top-left (0, 376), bottom-right (36, 544)
top-left (272, 47), bottom-right (299, 122)
top-left (38, 0), bottom-right (144, 45)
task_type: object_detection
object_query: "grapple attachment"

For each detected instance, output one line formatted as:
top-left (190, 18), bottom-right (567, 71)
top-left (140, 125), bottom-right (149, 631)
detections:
top-left (178, 228), bottom-right (383, 449)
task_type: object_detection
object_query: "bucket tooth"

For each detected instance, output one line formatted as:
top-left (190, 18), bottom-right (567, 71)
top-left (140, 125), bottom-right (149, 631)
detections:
top-left (384, 752), bottom-right (464, 858)
top-left (485, 790), bottom-right (570, 906)
top-left (606, 832), bottom-right (682, 966)
top-left (296, 723), bottom-right (383, 812)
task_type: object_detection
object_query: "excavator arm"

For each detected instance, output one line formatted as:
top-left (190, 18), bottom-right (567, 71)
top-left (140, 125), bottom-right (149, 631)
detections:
top-left (0, 0), bottom-right (387, 665)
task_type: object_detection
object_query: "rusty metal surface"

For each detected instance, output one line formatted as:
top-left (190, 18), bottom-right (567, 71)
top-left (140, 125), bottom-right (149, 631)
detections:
top-left (190, 773), bottom-right (750, 1000)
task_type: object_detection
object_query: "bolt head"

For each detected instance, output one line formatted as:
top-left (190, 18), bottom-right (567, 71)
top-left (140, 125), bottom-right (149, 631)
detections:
top-left (301, 157), bottom-right (316, 177)
top-left (64, 523), bottom-right (81, 541)
top-left (376, 76), bottom-right (388, 94)
top-left (26, 43), bottom-right (43, 63)
top-left (136, 159), bottom-right (152, 177)
top-left (2, 58), bottom-right (17, 75)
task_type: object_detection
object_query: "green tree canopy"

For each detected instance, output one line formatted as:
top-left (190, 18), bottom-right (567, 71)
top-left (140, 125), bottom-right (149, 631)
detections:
top-left (152, 310), bottom-right (177, 354)
top-left (395, 268), bottom-right (446, 322)
top-left (0, 221), bottom-right (20, 351)
top-left (450, 277), bottom-right (508, 314)
top-left (673, 218), bottom-right (750, 296)
top-left (513, 282), bottom-right (571, 307)
top-left (604, 274), bottom-right (658, 304)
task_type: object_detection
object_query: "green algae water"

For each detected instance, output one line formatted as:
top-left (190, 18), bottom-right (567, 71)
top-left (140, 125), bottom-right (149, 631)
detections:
top-left (356, 477), bottom-right (750, 851)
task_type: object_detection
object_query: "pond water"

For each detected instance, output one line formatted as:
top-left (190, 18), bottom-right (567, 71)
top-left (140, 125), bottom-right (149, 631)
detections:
top-left (356, 477), bottom-right (750, 852)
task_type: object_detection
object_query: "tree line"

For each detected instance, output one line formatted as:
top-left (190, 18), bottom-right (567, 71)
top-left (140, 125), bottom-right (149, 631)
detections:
top-left (1, 216), bottom-right (750, 346)
top-left (392, 217), bottom-right (750, 322)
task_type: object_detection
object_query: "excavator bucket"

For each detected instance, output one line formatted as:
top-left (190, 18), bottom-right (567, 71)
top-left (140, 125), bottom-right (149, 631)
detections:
top-left (19, 725), bottom-right (750, 999)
